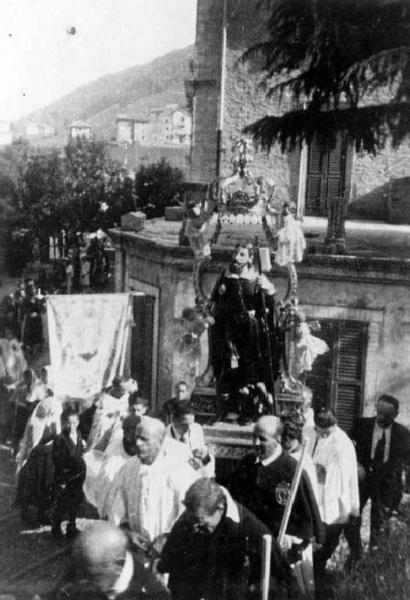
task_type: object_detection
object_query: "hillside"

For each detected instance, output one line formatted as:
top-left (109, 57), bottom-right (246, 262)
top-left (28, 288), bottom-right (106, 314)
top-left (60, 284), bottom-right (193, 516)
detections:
top-left (14, 45), bottom-right (193, 141)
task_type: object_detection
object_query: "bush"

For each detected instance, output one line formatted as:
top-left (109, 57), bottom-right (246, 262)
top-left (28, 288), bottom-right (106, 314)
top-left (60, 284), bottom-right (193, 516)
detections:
top-left (332, 504), bottom-right (410, 600)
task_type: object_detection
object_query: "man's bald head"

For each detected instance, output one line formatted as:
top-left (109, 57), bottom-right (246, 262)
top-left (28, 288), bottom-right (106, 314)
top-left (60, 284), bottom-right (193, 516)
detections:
top-left (253, 416), bottom-right (282, 460)
top-left (73, 522), bottom-right (128, 592)
top-left (135, 416), bottom-right (166, 464)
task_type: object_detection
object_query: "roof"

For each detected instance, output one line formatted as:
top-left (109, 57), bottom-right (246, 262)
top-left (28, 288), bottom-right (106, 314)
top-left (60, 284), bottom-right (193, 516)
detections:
top-left (116, 114), bottom-right (149, 123)
top-left (69, 120), bottom-right (91, 129)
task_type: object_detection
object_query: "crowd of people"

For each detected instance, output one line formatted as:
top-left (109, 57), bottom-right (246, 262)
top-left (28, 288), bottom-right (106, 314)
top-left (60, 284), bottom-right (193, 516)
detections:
top-left (5, 367), bottom-right (410, 599)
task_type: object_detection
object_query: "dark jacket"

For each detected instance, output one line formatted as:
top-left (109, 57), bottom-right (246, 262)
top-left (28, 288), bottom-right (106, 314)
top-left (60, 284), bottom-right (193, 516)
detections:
top-left (158, 502), bottom-right (296, 600)
top-left (350, 417), bottom-right (410, 506)
top-left (227, 452), bottom-right (324, 544)
top-left (52, 430), bottom-right (86, 489)
top-left (157, 397), bottom-right (179, 425)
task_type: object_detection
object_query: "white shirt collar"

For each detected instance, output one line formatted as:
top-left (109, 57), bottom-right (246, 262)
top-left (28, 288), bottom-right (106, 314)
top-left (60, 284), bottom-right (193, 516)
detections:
top-left (256, 445), bottom-right (282, 466)
top-left (110, 550), bottom-right (134, 599)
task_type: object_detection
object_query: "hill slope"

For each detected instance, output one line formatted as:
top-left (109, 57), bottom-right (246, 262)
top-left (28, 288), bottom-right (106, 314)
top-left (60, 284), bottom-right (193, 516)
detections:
top-left (15, 45), bottom-right (193, 141)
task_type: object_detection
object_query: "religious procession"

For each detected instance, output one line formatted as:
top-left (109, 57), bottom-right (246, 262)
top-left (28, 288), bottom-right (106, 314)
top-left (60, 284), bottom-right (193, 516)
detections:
top-left (3, 1), bottom-right (410, 600)
top-left (1, 136), bottom-right (410, 600)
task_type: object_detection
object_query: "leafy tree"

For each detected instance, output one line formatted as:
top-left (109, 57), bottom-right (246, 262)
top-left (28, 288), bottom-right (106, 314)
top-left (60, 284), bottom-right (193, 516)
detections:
top-left (243, 0), bottom-right (410, 154)
top-left (134, 158), bottom-right (185, 219)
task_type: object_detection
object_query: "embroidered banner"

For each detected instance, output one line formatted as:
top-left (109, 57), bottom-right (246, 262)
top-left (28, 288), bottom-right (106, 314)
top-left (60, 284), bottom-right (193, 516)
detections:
top-left (47, 293), bottom-right (133, 402)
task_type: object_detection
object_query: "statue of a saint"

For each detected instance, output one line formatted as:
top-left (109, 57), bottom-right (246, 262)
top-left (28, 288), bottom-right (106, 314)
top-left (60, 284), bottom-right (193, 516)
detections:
top-left (208, 242), bottom-right (278, 423)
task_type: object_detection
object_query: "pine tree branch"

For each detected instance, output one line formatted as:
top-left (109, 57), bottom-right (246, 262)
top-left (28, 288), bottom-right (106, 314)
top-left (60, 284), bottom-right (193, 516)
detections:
top-left (243, 102), bottom-right (410, 154)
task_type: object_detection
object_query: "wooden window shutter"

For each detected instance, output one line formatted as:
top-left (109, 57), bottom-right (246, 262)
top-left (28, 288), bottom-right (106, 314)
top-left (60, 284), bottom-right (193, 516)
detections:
top-left (304, 319), bottom-right (367, 433)
top-left (305, 133), bottom-right (350, 216)
top-left (131, 294), bottom-right (155, 405)
top-left (333, 321), bottom-right (367, 433)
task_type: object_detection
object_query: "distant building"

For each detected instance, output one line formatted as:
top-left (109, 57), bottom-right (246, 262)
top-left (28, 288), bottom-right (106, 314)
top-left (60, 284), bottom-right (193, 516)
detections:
top-left (116, 114), bottom-right (149, 145)
top-left (69, 120), bottom-right (92, 140)
top-left (149, 105), bottom-right (192, 146)
top-left (26, 122), bottom-right (55, 139)
top-left (0, 121), bottom-right (13, 146)
top-left (115, 106), bottom-right (192, 147)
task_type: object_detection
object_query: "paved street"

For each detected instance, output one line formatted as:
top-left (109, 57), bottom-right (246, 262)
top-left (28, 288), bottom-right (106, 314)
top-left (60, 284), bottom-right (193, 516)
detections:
top-left (0, 446), bottom-right (97, 599)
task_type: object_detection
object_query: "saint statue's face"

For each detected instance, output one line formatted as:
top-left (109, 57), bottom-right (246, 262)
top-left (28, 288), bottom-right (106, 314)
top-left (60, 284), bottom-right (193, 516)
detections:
top-left (229, 246), bottom-right (252, 275)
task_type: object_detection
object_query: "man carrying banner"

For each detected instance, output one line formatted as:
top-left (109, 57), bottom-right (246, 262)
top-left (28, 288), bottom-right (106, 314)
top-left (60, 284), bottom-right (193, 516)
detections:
top-left (227, 416), bottom-right (323, 596)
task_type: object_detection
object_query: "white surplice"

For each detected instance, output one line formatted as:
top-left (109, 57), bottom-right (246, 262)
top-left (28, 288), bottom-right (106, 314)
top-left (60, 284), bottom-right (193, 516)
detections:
top-left (309, 425), bottom-right (360, 525)
top-left (105, 437), bottom-right (199, 543)
top-left (165, 422), bottom-right (215, 477)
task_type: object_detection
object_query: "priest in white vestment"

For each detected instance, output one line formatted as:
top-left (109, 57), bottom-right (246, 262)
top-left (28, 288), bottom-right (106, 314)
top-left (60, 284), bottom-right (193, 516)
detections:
top-left (105, 417), bottom-right (200, 548)
top-left (309, 407), bottom-right (360, 578)
top-left (165, 400), bottom-right (215, 477)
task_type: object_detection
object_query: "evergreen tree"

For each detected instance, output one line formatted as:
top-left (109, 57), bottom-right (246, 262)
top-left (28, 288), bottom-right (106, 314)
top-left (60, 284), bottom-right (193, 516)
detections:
top-left (243, 0), bottom-right (410, 154)
top-left (134, 158), bottom-right (185, 219)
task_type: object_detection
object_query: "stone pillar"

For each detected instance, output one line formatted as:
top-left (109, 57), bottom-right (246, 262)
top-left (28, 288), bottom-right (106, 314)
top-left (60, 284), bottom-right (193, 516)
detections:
top-left (113, 244), bottom-right (126, 292)
top-left (189, 0), bottom-right (222, 183)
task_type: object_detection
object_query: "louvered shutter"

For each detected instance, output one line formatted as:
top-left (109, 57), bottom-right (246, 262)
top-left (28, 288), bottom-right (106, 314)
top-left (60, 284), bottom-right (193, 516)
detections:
top-left (305, 133), bottom-right (349, 216)
top-left (131, 294), bottom-right (155, 406)
top-left (304, 319), bottom-right (367, 433)
top-left (333, 321), bottom-right (367, 432)
top-left (305, 142), bottom-right (324, 215)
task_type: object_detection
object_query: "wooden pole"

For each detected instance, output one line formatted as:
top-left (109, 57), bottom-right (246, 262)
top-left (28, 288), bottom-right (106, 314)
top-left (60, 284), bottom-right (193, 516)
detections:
top-left (277, 439), bottom-right (308, 547)
top-left (216, 0), bottom-right (227, 177)
top-left (261, 533), bottom-right (272, 600)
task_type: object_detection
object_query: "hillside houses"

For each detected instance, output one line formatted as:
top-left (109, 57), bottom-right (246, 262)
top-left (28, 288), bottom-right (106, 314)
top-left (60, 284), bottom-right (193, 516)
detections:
top-left (69, 120), bottom-right (92, 140)
top-left (115, 104), bottom-right (191, 147)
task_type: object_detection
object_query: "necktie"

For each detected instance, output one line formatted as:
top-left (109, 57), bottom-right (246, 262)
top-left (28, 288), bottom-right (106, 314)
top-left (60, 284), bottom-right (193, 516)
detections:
top-left (374, 430), bottom-right (386, 464)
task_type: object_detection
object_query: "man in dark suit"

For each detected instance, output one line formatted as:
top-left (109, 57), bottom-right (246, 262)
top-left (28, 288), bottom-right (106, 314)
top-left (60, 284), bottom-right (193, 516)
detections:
top-left (350, 394), bottom-right (410, 546)
top-left (158, 477), bottom-right (298, 600)
top-left (227, 416), bottom-right (323, 545)
top-left (226, 415), bottom-right (323, 596)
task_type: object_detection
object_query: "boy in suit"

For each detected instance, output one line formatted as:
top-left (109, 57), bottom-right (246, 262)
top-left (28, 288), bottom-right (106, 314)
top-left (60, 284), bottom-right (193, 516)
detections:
top-left (52, 408), bottom-right (86, 539)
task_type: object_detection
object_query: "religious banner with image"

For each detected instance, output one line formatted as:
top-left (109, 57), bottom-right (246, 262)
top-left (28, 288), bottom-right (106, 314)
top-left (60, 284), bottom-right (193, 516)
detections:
top-left (47, 293), bottom-right (133, 403)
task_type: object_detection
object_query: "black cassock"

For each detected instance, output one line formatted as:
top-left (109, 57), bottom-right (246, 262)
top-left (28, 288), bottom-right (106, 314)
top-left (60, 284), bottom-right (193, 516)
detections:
top-left (209, 271), bottom-right (278, 395)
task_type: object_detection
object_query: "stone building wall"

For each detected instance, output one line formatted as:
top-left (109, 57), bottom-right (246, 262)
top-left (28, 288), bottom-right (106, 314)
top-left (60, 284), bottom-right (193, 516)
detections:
top-left (191, 0), bottom-right (410, 220)
top-left (111, 224), bottom-right (410, 427)
top-left (190, 0), bottom-right (297, 203)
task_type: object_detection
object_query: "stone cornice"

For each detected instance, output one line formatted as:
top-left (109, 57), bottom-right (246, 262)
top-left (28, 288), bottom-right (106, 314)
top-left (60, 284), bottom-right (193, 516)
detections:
top-left (109, 227), bottom-right (410, 286)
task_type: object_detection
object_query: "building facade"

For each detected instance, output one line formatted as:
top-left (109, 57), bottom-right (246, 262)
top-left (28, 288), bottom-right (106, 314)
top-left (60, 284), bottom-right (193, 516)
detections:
top-left (110, 217), bottom-right (410, 430)
top-left (190, 0), bottom-right (410, 221)
top-left (69, 120), bottom-right (92, 140)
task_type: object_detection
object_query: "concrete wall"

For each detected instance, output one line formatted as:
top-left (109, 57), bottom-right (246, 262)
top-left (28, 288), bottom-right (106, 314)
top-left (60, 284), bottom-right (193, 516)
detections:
top-left (111, 224), bottom-right (410, 427)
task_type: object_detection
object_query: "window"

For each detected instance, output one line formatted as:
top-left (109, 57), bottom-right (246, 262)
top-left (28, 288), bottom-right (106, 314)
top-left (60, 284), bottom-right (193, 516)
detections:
top-left (305, 133), bottom-right (352, 217)
top-left (304, 319), bottom-right (368, 432)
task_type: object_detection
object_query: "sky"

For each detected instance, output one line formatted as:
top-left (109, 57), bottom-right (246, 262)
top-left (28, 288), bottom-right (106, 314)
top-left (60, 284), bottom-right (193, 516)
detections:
top-left (0, 0), bottom-right (197, 122)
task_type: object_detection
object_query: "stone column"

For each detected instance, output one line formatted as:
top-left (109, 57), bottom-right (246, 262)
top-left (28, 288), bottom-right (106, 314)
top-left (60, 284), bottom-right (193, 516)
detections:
top-left (113, 243), bottom-right (126, 292)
